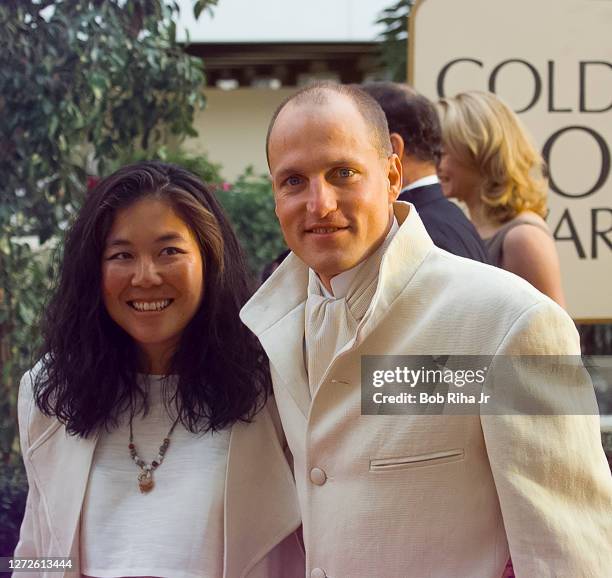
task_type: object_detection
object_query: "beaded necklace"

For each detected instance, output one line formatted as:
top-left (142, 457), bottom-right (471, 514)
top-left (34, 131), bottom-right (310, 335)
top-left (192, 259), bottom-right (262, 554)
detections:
top-left (128, 414), bottom-right (180, 493)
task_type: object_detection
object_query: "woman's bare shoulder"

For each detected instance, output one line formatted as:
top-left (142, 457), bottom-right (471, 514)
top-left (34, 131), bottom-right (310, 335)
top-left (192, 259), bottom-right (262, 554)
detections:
top-left (501, 214), bottom-right (565, 306)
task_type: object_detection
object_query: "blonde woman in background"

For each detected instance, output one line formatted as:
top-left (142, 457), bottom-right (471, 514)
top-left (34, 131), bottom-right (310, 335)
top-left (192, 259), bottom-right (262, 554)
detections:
top-left (437, 91), bottom-right (566, 307)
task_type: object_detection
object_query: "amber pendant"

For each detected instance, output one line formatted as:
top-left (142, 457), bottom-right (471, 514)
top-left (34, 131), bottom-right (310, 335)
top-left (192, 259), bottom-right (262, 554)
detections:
top-left (138, 471), bottom-right (154, 493)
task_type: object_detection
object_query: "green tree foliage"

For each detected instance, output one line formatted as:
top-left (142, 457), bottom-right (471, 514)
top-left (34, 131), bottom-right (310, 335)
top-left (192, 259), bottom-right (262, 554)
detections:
top-left (377, 0), bottom-right (413, 82)
top-left (216, 168), bottom-right (287, 278)
top-left (113, 145), bottom-right (224, 185)
top-left (0, 0), bottom-right (216, 464)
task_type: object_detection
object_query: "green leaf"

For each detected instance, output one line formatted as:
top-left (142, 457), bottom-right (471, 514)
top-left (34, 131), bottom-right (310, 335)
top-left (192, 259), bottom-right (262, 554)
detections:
top-left (193, 0), bottom-right (207, 20)
top-left (49, 114), bottom-right (59, 136)
top-left (17, 301), bottom-right (35, 326)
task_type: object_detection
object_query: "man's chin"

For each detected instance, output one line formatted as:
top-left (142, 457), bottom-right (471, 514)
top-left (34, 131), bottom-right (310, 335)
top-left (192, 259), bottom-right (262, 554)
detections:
top-left (311, 258), bottom-right (363, 280)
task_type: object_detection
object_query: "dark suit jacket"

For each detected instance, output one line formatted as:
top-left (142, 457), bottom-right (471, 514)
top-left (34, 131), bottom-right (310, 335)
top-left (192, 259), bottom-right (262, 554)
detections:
top-left (399, 182), bottom-right (489, 263)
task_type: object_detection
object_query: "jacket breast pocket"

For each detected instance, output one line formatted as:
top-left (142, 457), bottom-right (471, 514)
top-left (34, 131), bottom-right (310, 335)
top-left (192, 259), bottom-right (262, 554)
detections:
top-left (369, 448), bottom-right (464, 472)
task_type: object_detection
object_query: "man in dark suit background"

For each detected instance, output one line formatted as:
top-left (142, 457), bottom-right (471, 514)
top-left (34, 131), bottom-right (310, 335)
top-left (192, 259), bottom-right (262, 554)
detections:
top-left (362, 82), bottom-right (489, 263)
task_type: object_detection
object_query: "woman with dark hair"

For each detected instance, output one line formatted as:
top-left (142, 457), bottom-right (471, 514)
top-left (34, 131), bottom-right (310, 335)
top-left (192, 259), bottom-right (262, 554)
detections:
top-left (13, 162), bottom-right (303, 578)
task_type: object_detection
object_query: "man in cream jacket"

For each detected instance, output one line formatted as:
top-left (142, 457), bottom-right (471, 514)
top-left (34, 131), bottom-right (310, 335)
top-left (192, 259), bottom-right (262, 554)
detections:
top-left (240, 83), bottom-right (612, 577)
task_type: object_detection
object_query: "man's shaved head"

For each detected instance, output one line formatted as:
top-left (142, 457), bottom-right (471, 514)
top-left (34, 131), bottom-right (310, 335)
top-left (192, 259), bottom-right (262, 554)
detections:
top-left (266, 82), bottom-right (402, 290)
top-left (266, 82), bottom-right (393, 167)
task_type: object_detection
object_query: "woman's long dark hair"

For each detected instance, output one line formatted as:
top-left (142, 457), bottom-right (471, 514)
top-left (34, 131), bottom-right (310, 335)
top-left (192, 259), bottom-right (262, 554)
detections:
top-left (35, 161), bottom-right (270, 437)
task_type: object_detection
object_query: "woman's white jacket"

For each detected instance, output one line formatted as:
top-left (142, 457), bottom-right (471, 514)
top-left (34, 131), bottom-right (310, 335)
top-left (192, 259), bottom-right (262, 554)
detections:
top-left (13, 367), bottom-right (304, 578)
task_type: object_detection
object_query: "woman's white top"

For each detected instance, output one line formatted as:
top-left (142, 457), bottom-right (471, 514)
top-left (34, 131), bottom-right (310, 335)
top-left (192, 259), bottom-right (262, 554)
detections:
top-left (80, 375), bottom-right (230, 578)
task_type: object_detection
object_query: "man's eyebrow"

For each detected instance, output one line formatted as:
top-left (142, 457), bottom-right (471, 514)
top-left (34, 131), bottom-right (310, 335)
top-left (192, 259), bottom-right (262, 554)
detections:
top-left (327, 159), bottom-right (362, 169)
top-left (105, 232), bottom-right (187, 247)
top-left (274, 166), bottom-right (300, 181)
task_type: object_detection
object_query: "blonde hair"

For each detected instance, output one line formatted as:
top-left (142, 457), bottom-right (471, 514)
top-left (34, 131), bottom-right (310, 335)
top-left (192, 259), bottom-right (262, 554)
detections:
top-left (438, 91), bottom-right (547, 223)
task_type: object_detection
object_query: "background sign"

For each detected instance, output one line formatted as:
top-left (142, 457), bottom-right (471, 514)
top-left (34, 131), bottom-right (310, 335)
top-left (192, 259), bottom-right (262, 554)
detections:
top-left (409, 0), bottom-right (612, 321)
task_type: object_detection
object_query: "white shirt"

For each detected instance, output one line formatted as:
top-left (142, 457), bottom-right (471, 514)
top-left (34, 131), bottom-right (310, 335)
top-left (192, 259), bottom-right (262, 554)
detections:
top-left (400, 174), bottom-right (439, 194)
top-left (81, 375), bottom-right (230, 578)
top-left (305, 218), bottom-right (400, 393)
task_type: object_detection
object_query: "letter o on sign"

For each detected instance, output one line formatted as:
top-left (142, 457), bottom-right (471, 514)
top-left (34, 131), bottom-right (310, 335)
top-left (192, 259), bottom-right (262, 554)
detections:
top-left (542, 126), bottom-right (611, 198)
top-left (488, 59), bottom-right (542, 113)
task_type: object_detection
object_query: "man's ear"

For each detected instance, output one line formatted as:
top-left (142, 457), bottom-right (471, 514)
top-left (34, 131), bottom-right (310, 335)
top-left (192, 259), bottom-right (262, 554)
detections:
top-left (387, 153), bottom-right (402, 203)
top-left (389, 133), bottom-right (404, 159)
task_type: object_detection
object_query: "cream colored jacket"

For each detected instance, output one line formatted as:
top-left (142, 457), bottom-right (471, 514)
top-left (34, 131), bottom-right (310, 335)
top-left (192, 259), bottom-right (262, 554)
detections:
top-left (14, 368), bottom-right (304, 578)
top-left (240, 202), bottom-right (612, 578)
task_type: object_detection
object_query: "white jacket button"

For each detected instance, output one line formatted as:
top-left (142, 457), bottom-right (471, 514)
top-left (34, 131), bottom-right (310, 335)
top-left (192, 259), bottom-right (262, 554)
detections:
top-left (310, 568), bottom-right (327, 578)
top-left (309, 467), bottom-right (327, 485)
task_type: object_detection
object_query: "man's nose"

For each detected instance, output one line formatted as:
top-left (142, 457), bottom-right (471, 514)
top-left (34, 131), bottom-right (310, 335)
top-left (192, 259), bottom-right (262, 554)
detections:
top-left (131, 257), bottom-right (163, 287)
top-left (306, 178), bottom-right (337, 218)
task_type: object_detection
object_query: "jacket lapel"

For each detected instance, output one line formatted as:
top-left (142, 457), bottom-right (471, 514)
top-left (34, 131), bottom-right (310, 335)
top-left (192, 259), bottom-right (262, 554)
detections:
top-left (357, 202), bottom-right (434, 341)
top-left (259, 306), bottom-right (310, 417)
top-left (241, 253), bottom-right (311, 417)
top-left (27, 422), bottom-right (98, 569)
top-left (223, 405), bottom-right (301, 577)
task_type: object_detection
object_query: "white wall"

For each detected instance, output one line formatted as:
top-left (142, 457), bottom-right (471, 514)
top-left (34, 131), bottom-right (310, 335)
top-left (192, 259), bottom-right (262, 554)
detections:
top-left (176, 0), bottom-right (391, 43)
top-left (184, 88), bottom-right (294, 180)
